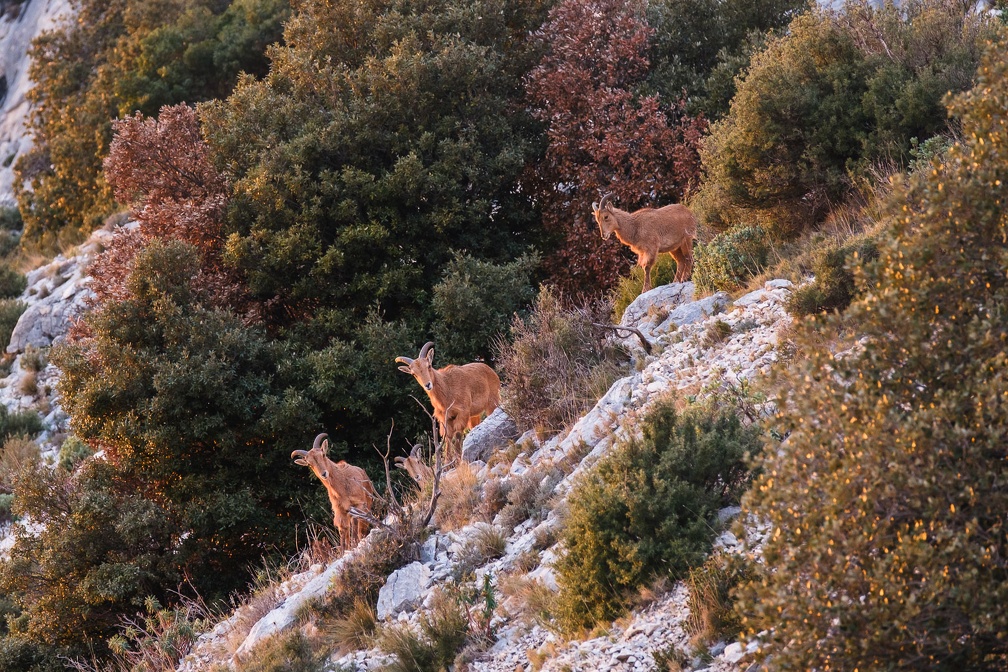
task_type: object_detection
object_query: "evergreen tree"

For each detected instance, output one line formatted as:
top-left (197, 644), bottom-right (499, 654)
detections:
top-left (2, 240), bottom-right (318, 657)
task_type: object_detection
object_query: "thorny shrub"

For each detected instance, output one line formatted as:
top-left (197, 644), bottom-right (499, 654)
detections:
top-left (495, 287), bottom-right (629, 436)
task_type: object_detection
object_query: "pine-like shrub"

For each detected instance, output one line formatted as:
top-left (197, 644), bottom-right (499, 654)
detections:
top-left (740, 32), bottom-right (1008, 669)
top-left (787, 238), bottom-right (878, 316)
top-left (554, 399), bottom-right (758, 631)
top-left (693, 226), bottom-right (770, 293)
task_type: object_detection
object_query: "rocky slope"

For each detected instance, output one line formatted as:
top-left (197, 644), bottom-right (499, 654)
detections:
top-left (0, 0), bottom-right (73, 205)
top-left (0, 222), bottom-right (111, 455)
top-left (176, 279), bottom-right (794, 672)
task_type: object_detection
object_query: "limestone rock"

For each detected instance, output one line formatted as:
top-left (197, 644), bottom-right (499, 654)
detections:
top-left (655, 291), bottom-right (730, 332)
top-left (377, 561), bottom-right (432, 620)
top-left (462, 407), bottom-right (519, 463)
top-left (620, 282), bottom-right (695, 329)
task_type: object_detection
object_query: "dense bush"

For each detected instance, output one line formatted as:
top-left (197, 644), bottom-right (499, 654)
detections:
top-left (0, 407), bottom-right (42, 443)
top-left (696, 0), bottom-right (995, 238)
top-left (15, 0), bottom-right (290, 251)
top-left (0, 206), bottom-right (21, 231)
top-left (0, 299), bottom-right (26, 350)
top-left (495, 288), bottom-right (629, 436)
top-left (57, 435), bottom-right (94, 472)
top-left (3, 239), bottom-right (316, 658)
top-left (692, 226), bottom-right (771, 293)
top-left (0, 636), bottom-right (64, 672)
top-left (740, 33), bottom-right (1008, 669)
top-left (787, 237), bottom-right (878, 316)
top-left (432, 252), bottom-right (539, 362)
top-left (645, 0), bottom-right (803, 119)
top-left (555, 399), bottom-right (758, 631)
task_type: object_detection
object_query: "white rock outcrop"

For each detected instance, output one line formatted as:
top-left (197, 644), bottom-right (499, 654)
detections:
top-left (376, 561), bottom-right (432, 620)
top-left (0, 0), bottom-right (74, 204)
top-left (462, 407), bottom-right (519, 463)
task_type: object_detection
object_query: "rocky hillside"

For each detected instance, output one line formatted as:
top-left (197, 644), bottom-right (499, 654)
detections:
top-left (174, 279), bottom-right (793, 672)
top-left (0, 0), bottom-right (73, 205)
top-left (0, 222), bottom-right (111, 457)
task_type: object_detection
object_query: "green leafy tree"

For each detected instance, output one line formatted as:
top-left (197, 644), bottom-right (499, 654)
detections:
top-left (431, 252), bottom-right (539, 362)
top-left (202, 0), bottom-right (546, 330)
top-left (695, 0), bottom-right (995, 238)
top-left (2, 239), bottom-right (317, 657)
top-left (15, 0), bottom-right (289, 251)
top-left (645, 0), bottom-right (803, 119)
top-left (199, 0), bottom-right (549, 455)
top-left (741, 32), bottom-right (1008, 669)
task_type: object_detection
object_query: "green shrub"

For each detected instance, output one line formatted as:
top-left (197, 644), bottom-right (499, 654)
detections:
top-left (495, 287), bottom-right (629, 436)
top-left (787, 238), bottom-right (878, 316)
top-left (0, 299), bottom-right (26, 350)
top-left (0, 409), bottom-right (42, 445)
top-left (740, 34), bottom-right (1008, 669)
top-left (554, 399), bottom-right (759, 632)
top-left (0, 636), bottom-right (63, 672)
top-left (0, 206), bottom-right (21, 231)
top-left (57, 435), bottom-right (94, 472)
top-left (0, 265), bottom-right (25, 300)
top-left (432, 252), bottom-right (539, 362)
top-left (908, 134), bottom-right (955, 174)
top-left (611, 255), bottom-right (679, 320)
top-left (693, 226), bottom-right (771, 293)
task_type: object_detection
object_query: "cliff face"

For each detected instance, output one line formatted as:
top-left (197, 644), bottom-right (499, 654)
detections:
top-left (0, 0), bottom-right (73, 205)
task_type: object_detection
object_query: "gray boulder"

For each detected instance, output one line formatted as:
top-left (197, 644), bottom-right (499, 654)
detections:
top-left (619, 282), bottom-right (695, 332)
top-left (655, 291), bottom-right (730, 332)
top-left (376, 561), bottom-right (432, 620)
top-left (462, 407), bottom-right (519, 463)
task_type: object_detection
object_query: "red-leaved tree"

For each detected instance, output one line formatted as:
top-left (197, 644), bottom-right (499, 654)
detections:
top-left (95, 104), bottom-right (253, 316)
top-left (527, 0), bottom-right (707, 297)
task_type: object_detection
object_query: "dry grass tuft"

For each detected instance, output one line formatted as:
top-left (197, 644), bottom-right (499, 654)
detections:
top-left (434, 461), bottom-right (480, 531)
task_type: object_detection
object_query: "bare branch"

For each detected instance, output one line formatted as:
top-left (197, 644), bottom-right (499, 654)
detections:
top-left (592, 322), bottom-right (653, 354)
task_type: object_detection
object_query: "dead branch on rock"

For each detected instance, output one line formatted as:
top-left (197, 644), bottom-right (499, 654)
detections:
top-left (592, 322), bottom-right (653, 354)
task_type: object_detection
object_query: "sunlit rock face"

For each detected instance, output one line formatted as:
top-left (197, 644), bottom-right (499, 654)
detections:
top-left (0, 0), bottom-right (74, 205)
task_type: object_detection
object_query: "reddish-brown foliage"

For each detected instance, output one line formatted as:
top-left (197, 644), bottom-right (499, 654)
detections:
top-left (96, 104), bottom-right (254, 317)
top-left (527, 0), bottom-right (707, 297)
